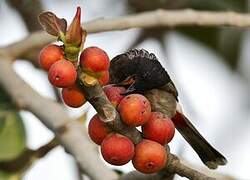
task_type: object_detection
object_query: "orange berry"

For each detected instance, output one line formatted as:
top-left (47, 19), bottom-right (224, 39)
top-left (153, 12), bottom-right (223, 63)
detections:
top-left (88, 114), bottom-right (111, 145)
top-left (48, 59), bottom-right (77, 88)
top-left (118, 94), bottom-right (151, 127)
top-left (132, 139), bottom-right (167, 174)
top-left (101, 134), bottom-right (134, 165)
top-left (142, 112), bottom-right (175, 145)
top-left (80, 47), bottom-right (110, 72)
top-left (62, 85), bottom-right (86, 108)
top-left (39, 44), bottom-right (64, 71)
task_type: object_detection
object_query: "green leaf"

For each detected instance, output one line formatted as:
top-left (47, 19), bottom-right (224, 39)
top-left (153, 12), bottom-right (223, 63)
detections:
top-left (0, 171), bottom-right (21, 180)
top-left (0, 86), bottom-right (26, 161)
top-left (0, 111), bottom-right (26, 161)
top-left (0, 115), bottom-right (5, 133)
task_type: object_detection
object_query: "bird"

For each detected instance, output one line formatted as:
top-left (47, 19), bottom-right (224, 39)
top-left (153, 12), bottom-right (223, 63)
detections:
top-left (109, 49), bottom-right (227, 169)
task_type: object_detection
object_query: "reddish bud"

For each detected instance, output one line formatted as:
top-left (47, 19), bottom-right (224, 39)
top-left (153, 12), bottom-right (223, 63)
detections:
top-left (101, 134), bottom-right (134, 166)
top-left (103, 85), bottom-right (126, 107)
top-left (142, 112), bottom-right (175, 145)
top-left (48, 59), bottom-right (77, 88)
top-left (88, 114), bottom-right (111, 145)
top-left (132, 139), bottom-right (167, 174)
top-left (66, 7), bottom-right (82, 46)
top-left (38, 44), bottom-right (64, 71)
top-left (118, 94), bottom-right (151, 127)
top-left (62, 85), bottom-right (86, 108)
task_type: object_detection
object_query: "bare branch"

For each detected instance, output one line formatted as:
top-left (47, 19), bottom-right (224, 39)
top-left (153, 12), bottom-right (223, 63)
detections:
top-left (180, 159), bottom-right (235, 180)
top-left (166, 154), bottom-right (215, 180)
top-left (4, 9), bottom-right (250, 61)
top-left (85, 9), bottom-right (250, 32)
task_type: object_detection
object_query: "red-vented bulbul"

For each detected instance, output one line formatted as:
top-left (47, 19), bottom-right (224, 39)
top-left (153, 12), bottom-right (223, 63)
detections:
top-left (109, 49), bottom-right (227, 169)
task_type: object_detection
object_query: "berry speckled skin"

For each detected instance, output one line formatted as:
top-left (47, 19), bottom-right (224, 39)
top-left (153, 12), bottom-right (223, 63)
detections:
top-left (109, 49), bottom-right (227, 169)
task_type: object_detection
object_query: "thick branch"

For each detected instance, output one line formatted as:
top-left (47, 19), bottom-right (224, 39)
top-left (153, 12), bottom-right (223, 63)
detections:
top-left (85, 9), bottom-right (250, 32)
top-left (166, 154), bottom-right (215, 180)
top-left (78, 70), bottom-right (142, 144)
top-left (4, 9), bottom-right (250, 61)
top-left (0, 56), bottom-right (118, 180)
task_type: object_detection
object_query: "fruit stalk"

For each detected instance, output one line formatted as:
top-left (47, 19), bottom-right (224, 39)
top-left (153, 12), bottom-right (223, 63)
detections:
top-left (77, 67), bottom-right (142, 144)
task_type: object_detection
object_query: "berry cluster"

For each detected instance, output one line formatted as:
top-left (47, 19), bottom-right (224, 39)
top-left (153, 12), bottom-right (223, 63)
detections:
top-left (38, 7), bottom-right (175, 175)
top-left (88, 85), bottom-right (175, 174)
top-left (39, 45), bottom-right (110, 108)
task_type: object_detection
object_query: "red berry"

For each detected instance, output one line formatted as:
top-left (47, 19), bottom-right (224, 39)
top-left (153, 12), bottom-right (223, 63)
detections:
top-left (132, 139), bottom-right (167, 174)
top-left (101, 134), bottom-right (134, 166)
top-left (118, 94), bottom-right (151, 127)
top-left (80, 47), bottom-right (110, 72)
top-left (38, 44), bottom-right (64, 71)
top-left (142, 112), bottom-right (175, 145)
top-left (62, 85), bottom-right (86, 108)
top-left (88, 114), bottom-right (111, 145)
top-left (98, 71), bottom-right (109, 86)
top-left (48, 59), bottom-right (77, 88)
top-left (103, 85), bottom-right (126, 107)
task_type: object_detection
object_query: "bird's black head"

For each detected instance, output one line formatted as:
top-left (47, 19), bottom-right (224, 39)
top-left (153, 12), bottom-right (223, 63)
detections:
top-left (109, 49), bottom-right (171, 94)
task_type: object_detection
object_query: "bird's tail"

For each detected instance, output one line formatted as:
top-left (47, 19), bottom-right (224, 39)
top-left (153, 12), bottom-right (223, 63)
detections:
top-left (172, 106), bottom-right (227, 169)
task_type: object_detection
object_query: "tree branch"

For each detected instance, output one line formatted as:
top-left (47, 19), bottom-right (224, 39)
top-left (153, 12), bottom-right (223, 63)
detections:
top-left (7, 0), bottom-right (43, 32)
top-left (4, 9), bottom-right (250, 61)
top-left (78, 69), bottom-right (142, 144)
top-left (166, 154), bottom-right (215, 180)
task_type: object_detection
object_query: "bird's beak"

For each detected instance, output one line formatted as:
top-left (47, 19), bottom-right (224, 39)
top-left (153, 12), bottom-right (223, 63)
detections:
top-left (115, 75), bottom-right (136, 87)
top-left (115, 75), bottom-right (137, 95)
